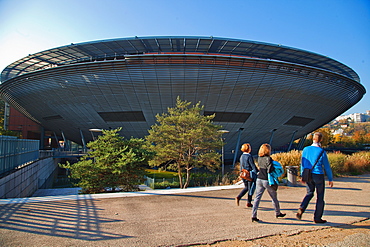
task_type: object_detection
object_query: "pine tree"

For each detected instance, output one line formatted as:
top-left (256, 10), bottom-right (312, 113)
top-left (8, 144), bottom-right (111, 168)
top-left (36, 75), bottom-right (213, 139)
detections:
top-left (146, 97), bottom-right (222, 188)
top-left (61, 128), bottom-right (154, 193)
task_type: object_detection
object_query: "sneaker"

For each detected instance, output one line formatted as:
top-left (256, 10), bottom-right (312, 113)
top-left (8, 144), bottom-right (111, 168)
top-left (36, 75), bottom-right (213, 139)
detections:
top-left (314, 219), bottom-right (327, 224)
top-left (276, 213), bottom-right (286, 218)
top-left (252, 217), bottom-right (260, 222)
top-left (235, 197), bottom-right (240, 206)
top-left (296, 208), bottom-right (303, 220)
top-left (246, 202), bottom-right (253, 208)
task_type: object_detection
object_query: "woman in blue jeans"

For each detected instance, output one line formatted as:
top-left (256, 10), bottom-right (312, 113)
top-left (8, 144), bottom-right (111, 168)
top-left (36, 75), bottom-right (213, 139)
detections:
top-left (251, 143), bottom-right (286, 222)
top-left (297, 132), bottom-right (334, 224)
top-left (235, 143), bottom-right (258, 207)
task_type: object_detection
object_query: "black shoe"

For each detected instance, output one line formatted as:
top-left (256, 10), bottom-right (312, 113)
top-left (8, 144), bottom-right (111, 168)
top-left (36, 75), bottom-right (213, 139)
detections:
top-left (246, 202), bottom-right (253, 208)
top-left (296, 208), bottom-right (303, 220)
top-left (252, 217), bottom-right (260, 222)
top-left (314, 219), bottom-right (327, 224)
top-left (235, 197), bottom-right (240, 206)
top-left (276, 213), bottom-right (286, 218)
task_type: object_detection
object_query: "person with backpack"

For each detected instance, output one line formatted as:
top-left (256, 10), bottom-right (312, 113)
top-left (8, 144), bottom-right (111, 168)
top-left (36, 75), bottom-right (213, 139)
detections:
top-left (251, 143), bottom-right (286, 222)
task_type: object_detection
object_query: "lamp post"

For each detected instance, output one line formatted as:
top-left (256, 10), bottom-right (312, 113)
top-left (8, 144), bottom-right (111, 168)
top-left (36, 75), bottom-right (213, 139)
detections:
top-left (89, 128), bottom-right (103, 141)
top-left (218, 129), bottom-right (229, 177)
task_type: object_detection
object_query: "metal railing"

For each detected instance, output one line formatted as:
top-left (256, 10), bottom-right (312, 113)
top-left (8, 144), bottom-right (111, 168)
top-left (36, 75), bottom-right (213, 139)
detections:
top-left (0, 136), bottom-right (40, 176)
top-left (38, 148), bottom-right (88, 159)
top-left (51, 148), bottom-right (88, 158)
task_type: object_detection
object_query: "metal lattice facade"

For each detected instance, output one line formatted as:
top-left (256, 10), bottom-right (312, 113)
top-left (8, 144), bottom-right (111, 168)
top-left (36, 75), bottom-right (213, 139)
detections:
top-left (0, 36), bottom-right (366, 157)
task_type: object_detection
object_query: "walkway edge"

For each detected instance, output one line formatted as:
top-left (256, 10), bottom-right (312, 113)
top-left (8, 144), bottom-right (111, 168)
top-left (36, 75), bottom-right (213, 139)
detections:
top-left (0, 184), bottom-right (244, 205)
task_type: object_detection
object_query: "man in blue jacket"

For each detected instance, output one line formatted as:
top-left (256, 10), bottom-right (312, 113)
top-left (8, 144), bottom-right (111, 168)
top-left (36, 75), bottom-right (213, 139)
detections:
top-left (297, 132), bottom-right (334, 224)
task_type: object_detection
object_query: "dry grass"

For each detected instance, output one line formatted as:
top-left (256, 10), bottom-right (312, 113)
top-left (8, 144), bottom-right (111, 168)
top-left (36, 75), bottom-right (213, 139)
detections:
top-left (343, 151), bottom-right (370, 175)
top-left (327, 152), bottom-right (348, 175)
top-left (271, 150), bottom-right (370, 177)
top-left (271, 150), bottom-right (302, 177)
top-left (234, 151), bottom-right (369, 181)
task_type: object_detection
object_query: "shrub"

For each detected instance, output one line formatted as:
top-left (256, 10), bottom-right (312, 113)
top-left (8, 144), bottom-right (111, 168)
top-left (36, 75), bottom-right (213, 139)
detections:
top-left (271, 150), bottom-right (302, 177)
top-left (188, 172), bottom-right (238, 187)
top-left (60, 129), bottom-right (154, 194)
top-left (271, 150), bottom-right (370, 177)
top-left (327, 152), bottom-right (348, 176)
top-left (154, 180), bottom-right (180, 189)
top-left (151, 171), bottom-right (239, 188)
top-left (344, 152), bottom-right (370, 175)
top-left (325, 151), bottom-right (370, 176)
top-left (146, 169), bottom-right (178, 179)
top-left (188, 172), bottom-right (216, 187)
top-left (149, 151), bottom-right (370, 188)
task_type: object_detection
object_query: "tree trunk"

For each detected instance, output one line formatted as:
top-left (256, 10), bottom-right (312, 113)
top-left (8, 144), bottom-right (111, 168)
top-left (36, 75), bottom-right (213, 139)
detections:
top-left (178, 163), bottom-right (184, 188)
top-left (183, 169), bottom-right (190, 188)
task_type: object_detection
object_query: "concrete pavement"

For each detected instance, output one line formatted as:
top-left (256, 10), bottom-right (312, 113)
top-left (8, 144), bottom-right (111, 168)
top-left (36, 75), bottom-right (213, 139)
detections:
top-left (0, 174), bottom-right (369, 246)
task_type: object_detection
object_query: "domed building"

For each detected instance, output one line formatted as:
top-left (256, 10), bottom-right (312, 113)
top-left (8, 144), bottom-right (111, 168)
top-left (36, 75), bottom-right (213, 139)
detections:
top-left (0, 36), bottom-right (365, 159)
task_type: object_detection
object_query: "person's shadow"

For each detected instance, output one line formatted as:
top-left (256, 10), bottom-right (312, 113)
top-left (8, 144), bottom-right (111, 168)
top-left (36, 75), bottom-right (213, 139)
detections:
top-left (0, 199), bottom-right (131, 241)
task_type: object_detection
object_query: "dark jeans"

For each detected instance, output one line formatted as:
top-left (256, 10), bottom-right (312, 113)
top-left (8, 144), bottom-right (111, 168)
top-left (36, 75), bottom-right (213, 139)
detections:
top-left (237, 179), bottom-right (255, 203)
top-left (299, 173), bottom-right (326, 221)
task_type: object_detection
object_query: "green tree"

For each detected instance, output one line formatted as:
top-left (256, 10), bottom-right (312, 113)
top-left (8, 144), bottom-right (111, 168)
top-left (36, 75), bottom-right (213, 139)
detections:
top-left (61, 128), bottom-right (154, 194)
top-left (146, 97), bottom-right (222, 189)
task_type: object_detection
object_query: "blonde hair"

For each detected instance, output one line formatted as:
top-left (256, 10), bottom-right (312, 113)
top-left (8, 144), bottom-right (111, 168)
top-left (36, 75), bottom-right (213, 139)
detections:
top-left (240, 143), bottom-right (251, 153)
top-left (258, 143), bottom-right (271, 157)
top-left (313, 132), bottom-right (323, 143)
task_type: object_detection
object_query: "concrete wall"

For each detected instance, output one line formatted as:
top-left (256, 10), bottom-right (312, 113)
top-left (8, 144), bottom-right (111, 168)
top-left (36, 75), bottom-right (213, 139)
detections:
top-left (0, 157), bottom-right (60, 199)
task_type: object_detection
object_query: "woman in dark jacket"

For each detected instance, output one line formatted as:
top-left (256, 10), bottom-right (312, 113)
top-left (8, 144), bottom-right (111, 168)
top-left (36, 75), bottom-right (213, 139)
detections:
top-left (235, 143), bottom-right (258, 207)
top-left (251, 143), bottom-right (286, 222)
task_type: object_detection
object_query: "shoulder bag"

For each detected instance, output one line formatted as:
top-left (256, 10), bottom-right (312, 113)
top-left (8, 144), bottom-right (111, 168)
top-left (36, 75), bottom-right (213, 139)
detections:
top-left (240, 169), bottom-right (253, 181)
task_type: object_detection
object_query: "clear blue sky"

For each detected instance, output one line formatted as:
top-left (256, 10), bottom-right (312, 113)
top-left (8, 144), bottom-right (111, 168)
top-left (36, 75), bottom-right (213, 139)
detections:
top-left (1, 0), bottom-right (369, 115)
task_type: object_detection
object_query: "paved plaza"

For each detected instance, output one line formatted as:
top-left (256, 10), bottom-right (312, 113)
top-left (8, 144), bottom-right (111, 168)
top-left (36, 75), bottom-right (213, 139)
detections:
top-left (0, 174), bottom-right (369, 246)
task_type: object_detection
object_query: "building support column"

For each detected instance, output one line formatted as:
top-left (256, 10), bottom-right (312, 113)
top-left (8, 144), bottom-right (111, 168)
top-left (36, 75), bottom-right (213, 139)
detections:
top-left (232, 128), bottom-right (244, 168)
top-left (61, 131), bottom-right (68, 150)
top-left (53, 132), bottom-right (60, 149)
top-left (287, 130), bottom-right (297, 152)
top-left (40, 127), bottom-right (45, 150)
top-left (269, 129), bottom-right (277, 147)
top-left (297, 135), bottom-right (307, 150)
top-left (80, 129), bottom-right (86, 150)
top-left (3, 103), bottom-right (10, 130)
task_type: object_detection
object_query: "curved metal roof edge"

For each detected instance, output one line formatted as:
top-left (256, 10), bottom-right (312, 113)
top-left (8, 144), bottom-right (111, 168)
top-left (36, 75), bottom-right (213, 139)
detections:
top-left (51, 36), bottom-right (358, 63)
top-left (1, 36), bottom-right (360, 83)
top-left (1, 53), bottom-right (366, 97)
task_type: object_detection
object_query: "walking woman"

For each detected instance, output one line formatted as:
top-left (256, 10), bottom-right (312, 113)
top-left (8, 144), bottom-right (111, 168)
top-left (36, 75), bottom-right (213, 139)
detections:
top-left (235, 143), bottom-right (258, 207)
top-left (251, 143), bottom-right (286, 222)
